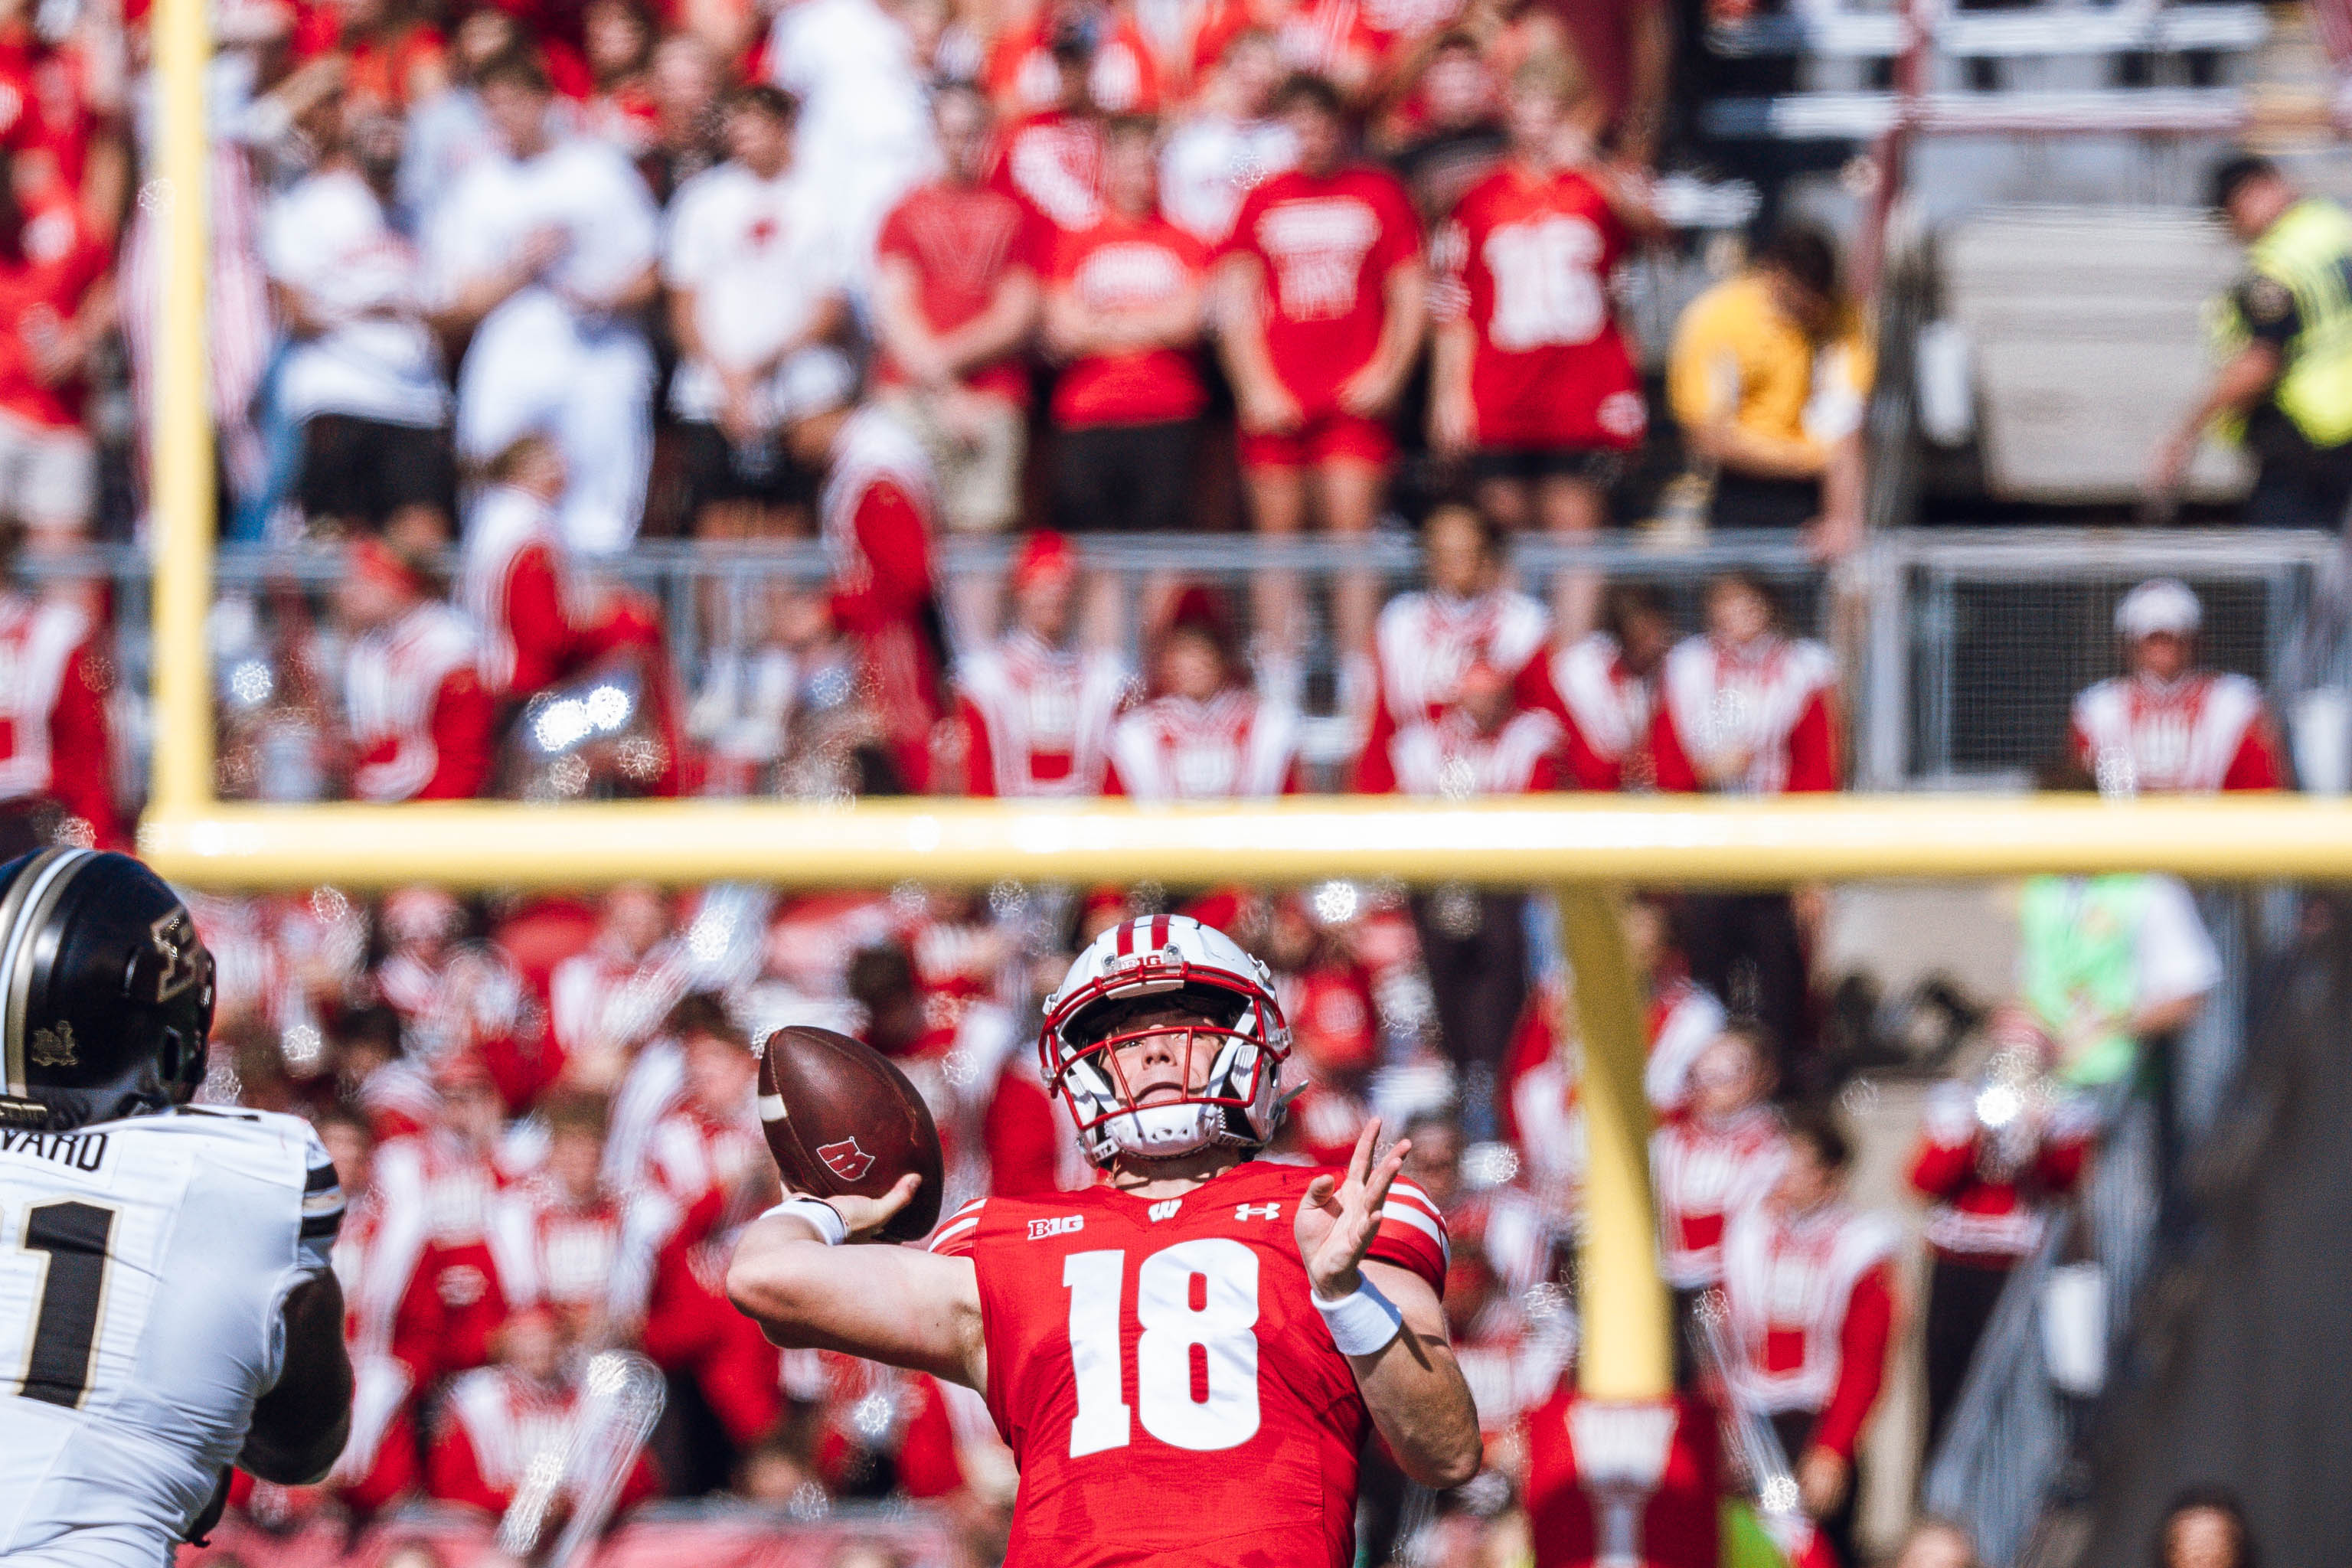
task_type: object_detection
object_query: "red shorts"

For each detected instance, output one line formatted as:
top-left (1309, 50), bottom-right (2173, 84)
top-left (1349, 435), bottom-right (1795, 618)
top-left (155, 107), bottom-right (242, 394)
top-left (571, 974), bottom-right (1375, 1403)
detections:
top-left (1237, 410), bottom-right (1396, 472)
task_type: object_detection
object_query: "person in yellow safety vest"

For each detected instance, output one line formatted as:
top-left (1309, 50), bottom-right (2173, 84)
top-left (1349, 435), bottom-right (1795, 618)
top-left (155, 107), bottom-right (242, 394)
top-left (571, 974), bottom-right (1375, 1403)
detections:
top-left (2149, 153), bottom-right (2352, 530)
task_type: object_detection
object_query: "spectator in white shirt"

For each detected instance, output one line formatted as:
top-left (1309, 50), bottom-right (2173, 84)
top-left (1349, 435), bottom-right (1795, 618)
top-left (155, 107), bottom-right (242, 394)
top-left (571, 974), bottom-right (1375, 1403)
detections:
top-left (663, 84), bottom-right (852, 537)
top-left (765, 0), bottom-right (936, 266)
top-left (1159, 28), bottom-right (1293, 248)
top-left (399, 8), bottom-right (534, 226)
top-left (428, 48), bottom-right (659, 557)
top-left (263, 100), bottom-right (455, 548)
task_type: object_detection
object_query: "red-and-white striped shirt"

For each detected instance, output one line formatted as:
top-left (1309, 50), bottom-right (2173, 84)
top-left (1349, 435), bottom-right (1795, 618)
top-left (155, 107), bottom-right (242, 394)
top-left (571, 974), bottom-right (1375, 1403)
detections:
top-left (956, 629), bottom-right (1131, 797)
top-left (2069, 670), bottom-right (2281, 795)
top-left (1376, 708), bottom-right (1563, 797)
top-left (1105, 687), bottom-right (1298, 800)
top-left (1651, 1106), bottom-right (1788, 1290)
top-left (1652, 633), bottom-right (1840, 795)
top-left (344, 600), bottom-right (494, 802)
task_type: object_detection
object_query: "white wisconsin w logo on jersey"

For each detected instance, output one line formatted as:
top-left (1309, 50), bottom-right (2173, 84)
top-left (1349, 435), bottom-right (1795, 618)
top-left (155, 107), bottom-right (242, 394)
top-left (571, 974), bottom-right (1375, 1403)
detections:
top-left (1148, 1200), bottom-right (1181, 1222)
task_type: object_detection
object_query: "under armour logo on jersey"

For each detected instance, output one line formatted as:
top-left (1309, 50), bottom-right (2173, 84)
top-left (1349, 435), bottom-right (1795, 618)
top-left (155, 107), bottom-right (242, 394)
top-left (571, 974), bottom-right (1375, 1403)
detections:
top-left (1236, 1202), bottom-right (1282, 1221)
top-left (816, 1138), bottom-right (874, 1182)
top-left (1027, 1215), bottom-right (1085, 1240)
top-left (1148, 1200), bottom-right (1182, 1222)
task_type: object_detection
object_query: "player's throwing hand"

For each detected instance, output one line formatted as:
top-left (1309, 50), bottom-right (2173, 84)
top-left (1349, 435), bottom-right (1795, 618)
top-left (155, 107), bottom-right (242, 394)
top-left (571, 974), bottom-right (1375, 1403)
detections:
top-left (1296, 1117), bottom-right (1412, 1302)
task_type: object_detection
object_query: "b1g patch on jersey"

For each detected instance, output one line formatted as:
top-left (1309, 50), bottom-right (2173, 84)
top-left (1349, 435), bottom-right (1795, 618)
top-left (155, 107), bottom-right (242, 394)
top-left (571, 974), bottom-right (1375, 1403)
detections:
top-left (1027, 1214), bottom-right (1084, 1240)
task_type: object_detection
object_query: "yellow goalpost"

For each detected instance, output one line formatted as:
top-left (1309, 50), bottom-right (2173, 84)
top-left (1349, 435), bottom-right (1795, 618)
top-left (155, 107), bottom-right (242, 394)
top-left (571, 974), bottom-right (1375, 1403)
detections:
top-left (139, 0), bottom-right (2339, 1410)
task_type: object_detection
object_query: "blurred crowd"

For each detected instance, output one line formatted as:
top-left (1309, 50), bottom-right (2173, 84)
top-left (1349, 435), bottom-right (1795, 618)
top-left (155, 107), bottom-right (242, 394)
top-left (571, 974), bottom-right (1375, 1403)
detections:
top-left (0, 0), bottom-right (2305, 1558)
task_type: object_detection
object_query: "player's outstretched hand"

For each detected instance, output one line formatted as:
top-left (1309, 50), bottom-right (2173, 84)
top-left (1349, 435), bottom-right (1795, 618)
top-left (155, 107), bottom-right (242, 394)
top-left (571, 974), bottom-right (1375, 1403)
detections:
top-left (1296, 1118), bottom-right (1410, 1301)
top-left (786, 1172), bottom-right (924, 1243)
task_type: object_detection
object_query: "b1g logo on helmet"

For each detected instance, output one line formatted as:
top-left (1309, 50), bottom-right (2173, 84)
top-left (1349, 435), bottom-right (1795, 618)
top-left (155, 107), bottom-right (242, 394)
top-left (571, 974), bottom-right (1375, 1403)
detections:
top-left (816, 1138), bottom-right (874, 1182)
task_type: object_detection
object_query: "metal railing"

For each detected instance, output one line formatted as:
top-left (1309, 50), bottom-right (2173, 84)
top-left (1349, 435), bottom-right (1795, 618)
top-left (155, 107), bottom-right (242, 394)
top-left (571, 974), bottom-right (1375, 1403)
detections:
top-left (33, 524), bottom-right (2344, 804)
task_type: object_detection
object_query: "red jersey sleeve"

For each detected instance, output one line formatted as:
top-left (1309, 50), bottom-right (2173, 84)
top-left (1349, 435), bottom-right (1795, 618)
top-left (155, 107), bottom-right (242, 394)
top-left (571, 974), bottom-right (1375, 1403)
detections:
top-left (1220, 181), bottom-right (1272, 267)
top-left (1649, 702), bottom-right (1700, 793)
top-left (829, 481), bottom-right (934, 634)
top-left (1782, 689), bottom-right (1841, 792)
top-left (926, 1196), bottom-right (990, 1257)
top-left (422, 665), bottom-right (495, 801)
top-left (1906, 1132), bottom-right (1974, 1203)
top-left (1367, 172), bottom-right (1424, 276)
top-left (424, 1414), bottom-right (507, 1513)
top-left (956, 694), bottom-right (999, 798)
top-left (1808, 1262), bottom-right (1893, 1460)
top-left (49, 636), bottom-right (117, 848)
top-left (875, 198), bottom-right (918, 268)
top-left (503, 546), bottom-right (575, 695)
top-left (2223, 714), bottom-right (2284, 790)
top-left (1364, 1178), bottom-right (1449, 1295)
top-left (1353, 725), bottom-right (1398, 795)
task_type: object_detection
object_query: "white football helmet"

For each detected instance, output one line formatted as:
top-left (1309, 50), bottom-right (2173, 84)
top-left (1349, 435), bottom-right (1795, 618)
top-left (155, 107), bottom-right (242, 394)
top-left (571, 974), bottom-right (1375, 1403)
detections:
top-left (1040, 913), bottom-right (1292, 1167)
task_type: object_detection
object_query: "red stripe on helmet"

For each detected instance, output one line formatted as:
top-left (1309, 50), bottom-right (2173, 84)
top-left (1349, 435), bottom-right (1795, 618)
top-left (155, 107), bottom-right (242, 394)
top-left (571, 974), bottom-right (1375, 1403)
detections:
top-left (1115, 920), bottom-right (1135, 957)
top-left (1149, 914), bottom-right (1169, 952)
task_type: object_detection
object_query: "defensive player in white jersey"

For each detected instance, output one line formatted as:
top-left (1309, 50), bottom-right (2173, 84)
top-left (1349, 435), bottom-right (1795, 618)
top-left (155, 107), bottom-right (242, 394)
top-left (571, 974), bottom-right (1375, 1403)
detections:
top-left (0, 850), bottom-right (354, 1564)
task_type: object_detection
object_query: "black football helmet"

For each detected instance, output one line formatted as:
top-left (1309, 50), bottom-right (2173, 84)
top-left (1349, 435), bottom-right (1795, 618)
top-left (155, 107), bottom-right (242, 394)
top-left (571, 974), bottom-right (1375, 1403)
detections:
top-left (0, 849), bottom-right (217, 1132)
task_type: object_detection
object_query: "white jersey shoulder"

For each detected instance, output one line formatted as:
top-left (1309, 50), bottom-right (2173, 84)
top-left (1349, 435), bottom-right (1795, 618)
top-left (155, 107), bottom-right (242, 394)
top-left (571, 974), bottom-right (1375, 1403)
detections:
top-left (0, 1106), bottom-right (341, 1568)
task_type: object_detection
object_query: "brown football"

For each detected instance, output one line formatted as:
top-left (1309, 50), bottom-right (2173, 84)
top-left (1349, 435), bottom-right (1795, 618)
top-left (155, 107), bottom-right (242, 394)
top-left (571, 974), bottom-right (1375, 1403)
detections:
top-left (755, 1025), bottom-right (944, 1243)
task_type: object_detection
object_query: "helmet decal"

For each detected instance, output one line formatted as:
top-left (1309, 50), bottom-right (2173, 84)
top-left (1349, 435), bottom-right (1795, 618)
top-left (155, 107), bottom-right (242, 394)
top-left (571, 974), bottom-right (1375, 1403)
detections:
top-left (0, 848), bottom-right (94, 1100)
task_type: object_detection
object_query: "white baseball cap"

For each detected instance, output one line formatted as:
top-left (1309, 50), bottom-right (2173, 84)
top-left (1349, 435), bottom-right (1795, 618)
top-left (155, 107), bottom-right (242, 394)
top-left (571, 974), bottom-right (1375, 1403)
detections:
top-left (2115, 578), bottom-right (2201, 639)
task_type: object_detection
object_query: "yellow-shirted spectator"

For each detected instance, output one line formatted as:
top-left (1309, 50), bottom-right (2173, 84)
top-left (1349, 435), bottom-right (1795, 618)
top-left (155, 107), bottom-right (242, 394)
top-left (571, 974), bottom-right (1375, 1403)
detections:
top-left (1668, 225), bottom-right (1873, 556)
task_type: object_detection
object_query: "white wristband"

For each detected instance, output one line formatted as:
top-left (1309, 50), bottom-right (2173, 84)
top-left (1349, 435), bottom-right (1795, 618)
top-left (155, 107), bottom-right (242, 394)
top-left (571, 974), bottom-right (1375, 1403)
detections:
top-left (763, 1197), bottom-right (848, 1246)
top-left (1312, 1273), bottom-right (1404, 1357)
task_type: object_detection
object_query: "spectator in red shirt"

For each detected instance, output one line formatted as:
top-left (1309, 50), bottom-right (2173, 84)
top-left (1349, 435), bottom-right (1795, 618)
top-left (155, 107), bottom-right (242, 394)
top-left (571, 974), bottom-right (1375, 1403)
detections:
top-left (988, 0), bottom-right (1165, 116)
top-left (993, 28), bottom-right (1109, 250)
top-left (1909, 1009), bottom-right (2092, 1452)
top-left (0, 149), bottom-right (113, 553)
top-left (873, 82), bottom-right (1041, 626)
top-left (336, 537), bottom-right (496, 804)
top-left (1429, 54), bottom-right (1655, 640)
top-left (314, 0), bottom-right (452, 113)
top-left (1720, 1110), bottom-right (1897, 1568)
top-left (1217, 72), bottom-right (1425, 666)
top-left (788, 403), bottom-right (950, 793)
top-left (1518, 1378), bottom-right (1721, 1568)
top-left (459, 433), bottom-right (687, 793)
top-left (1044, 113), bottom-right (1210, 534)
top-left (0, 540), bottom-right (116, 854)
top-left (582, 0), bottom-right (662, 154)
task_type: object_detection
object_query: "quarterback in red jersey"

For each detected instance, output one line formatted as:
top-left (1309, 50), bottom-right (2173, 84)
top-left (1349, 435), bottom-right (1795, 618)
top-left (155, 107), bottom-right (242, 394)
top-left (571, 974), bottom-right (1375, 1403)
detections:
top-left (729, 913), bottom-right (1481, 1567)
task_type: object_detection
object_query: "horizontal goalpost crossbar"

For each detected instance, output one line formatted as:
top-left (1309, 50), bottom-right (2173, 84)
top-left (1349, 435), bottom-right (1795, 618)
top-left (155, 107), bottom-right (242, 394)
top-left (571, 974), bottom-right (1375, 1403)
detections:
top-left (136, 794), bottom-right (2352, 890)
